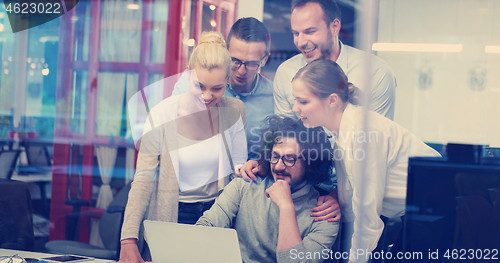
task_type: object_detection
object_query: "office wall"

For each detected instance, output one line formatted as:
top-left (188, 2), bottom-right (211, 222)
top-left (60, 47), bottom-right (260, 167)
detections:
top-left (377, 0), bottom-right (500, 146)
top-left (237, 0), bottom-right (264, 21)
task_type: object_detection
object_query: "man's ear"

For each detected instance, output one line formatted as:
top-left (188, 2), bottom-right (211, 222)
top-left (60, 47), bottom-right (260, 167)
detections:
top-left (261, 53), bottom-right (271, 67)
top-left (329, 18), bottom-right (341, 38)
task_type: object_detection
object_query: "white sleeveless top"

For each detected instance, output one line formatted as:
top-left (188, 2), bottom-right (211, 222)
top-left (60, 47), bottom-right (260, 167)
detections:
top-left (177, 133), bottom-right (219, 203)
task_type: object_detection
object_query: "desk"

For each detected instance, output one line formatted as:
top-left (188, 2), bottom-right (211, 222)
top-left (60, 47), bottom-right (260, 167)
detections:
top-left (11, 173), bottom-right (52, 184)
top-left (0, 249), bottom-right (113, 263)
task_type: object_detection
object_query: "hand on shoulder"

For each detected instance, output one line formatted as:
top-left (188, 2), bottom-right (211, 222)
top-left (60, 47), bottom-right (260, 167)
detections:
top-left (311, 188), bottom-right (341, 222)
top-left (234, 160), bottom-right (261, 181)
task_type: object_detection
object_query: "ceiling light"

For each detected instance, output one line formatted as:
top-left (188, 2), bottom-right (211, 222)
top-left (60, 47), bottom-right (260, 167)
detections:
top-left (127, 4), bottom-right (140, 10)
top-left (485, 45), bottom-right (500, 53)
top-left (372, 43), bottom-right (462, 52)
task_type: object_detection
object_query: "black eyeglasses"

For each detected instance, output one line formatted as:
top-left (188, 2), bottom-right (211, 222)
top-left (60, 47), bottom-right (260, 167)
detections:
top-left (231, 55), bottom-right (267, 71)
top-left (270, 153), bottom-right (302, 167)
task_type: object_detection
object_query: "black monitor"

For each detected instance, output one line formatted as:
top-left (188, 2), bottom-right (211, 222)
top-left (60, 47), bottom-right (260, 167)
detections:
top-left (404, 157), bottom-right (500, 262)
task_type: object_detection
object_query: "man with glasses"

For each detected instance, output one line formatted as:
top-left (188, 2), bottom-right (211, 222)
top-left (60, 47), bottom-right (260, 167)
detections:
top-left (172, 17), bottom-right (274, 160)
top-left (196, 115), bottom-right (339, 263)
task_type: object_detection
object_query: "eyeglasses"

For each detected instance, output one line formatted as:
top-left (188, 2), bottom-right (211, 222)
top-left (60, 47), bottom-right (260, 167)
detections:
top-left (231, 55), bottom-right (267, 71)
top-left (270, 153), bottom-right (302, 167)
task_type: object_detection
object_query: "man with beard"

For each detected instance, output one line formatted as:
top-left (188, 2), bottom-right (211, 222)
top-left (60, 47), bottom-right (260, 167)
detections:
top-left (196, 115), bottom-right (339, 263)
top-left (274, 0), bottom-right (396, 120)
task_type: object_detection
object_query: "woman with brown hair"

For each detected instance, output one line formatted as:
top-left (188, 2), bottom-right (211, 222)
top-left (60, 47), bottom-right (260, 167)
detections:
top-left (291, 59), bottom-right (440, 263)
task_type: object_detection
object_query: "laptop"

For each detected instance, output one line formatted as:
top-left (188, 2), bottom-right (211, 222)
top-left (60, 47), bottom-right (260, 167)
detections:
top-left (143, 220), bottom-right (242, 263)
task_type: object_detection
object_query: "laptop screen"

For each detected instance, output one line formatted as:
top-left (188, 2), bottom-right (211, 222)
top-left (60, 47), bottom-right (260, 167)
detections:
top-left (144, 220), bottom-right (242, 263)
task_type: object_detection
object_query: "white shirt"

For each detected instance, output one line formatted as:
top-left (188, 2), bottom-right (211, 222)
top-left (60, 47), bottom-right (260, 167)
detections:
top-left (333, 104), bottom-right (440, 262)
top-left (177, 134), bottom-right (219, 202)
top-left (273, 41), bottom-right (396, 120)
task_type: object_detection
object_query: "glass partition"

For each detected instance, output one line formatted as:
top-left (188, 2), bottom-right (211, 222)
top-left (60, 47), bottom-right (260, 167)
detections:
top-left (69, 70), bottom-right (88, 136)
top-left (201, 3), bottom-right (216, 32)
top-left (149, 0), bottom-right (168, 64)
top-left (73, 1), bottom-right (91, 62)
top-left (9, 0), bottom-right (487, 258)
top-left (0, 10), bottom-right (16, 139)
top-left (99, 0), bottom-right (143, 63)
top-left (377, 0), bottom-right (500, 147)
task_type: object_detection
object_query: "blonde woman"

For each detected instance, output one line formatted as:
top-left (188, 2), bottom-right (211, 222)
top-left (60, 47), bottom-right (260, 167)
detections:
top-left (118, 32), bottom-right (247, 263)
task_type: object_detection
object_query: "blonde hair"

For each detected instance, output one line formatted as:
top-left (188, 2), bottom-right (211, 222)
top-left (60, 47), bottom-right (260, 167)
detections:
top-left (188, 31), bottom-right (231, 79)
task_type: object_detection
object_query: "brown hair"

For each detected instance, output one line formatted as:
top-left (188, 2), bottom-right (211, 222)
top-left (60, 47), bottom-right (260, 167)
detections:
top-left (293, 59), bottom-right (362, 105)
top-left (188, 31), bottom-right (231, 79)
top-left (291, 0), bottom-right (341, 25)
top-left (227, 17), bottom-right (271, 55)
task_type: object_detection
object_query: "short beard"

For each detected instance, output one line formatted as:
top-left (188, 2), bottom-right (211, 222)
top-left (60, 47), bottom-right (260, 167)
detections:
top-left (319, 29), bottom-right (334, 59)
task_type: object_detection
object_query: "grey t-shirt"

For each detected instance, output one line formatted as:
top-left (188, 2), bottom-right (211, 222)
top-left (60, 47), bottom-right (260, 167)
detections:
top-left (196, 177), bottom-right (339, 263)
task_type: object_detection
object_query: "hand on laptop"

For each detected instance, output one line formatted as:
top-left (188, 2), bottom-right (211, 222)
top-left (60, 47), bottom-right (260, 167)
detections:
top-left (118, 238), bottom-right (144, 263)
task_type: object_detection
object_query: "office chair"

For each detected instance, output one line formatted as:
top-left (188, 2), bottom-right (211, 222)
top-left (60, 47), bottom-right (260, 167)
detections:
top-left (45, 182), bottom-right (142, 260)
top-left (488, 188), bottom-right (500, 233)
top-left (19, 144), bottom-right (52, 218)
top-left (454, 195), bottom-right (497, 253)
top-left (0, 179), bottom-right (35, 250)
top-left (24, 143), bottom-right (52, 171)
top-left (0, 150), bottom-right (21, 180)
